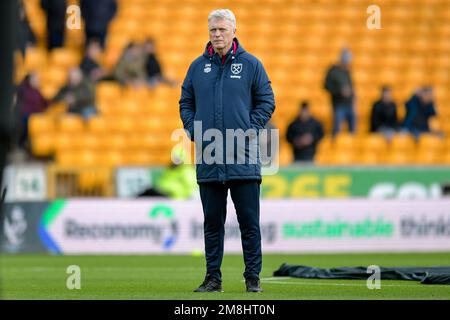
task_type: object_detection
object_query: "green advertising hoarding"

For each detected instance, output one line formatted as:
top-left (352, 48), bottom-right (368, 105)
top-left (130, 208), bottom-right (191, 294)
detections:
top-left (117, 166), bottom-right (450, 199)
top-left (260, 166), bottom-right (450, 198)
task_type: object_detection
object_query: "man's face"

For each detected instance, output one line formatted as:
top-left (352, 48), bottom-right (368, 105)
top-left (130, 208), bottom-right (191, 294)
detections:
top-left (88, 42), bottom-right (101, 59)
top-left (209, 18), bottom-right (235, 52)
top-left (300, 108), bottom-right (310, 121)
top-left (420, 89), bottom-right (433, 104)
top-left (69, 69), bottom-right (82, 86)
top-left (382, 89), bottom-right (392, 102)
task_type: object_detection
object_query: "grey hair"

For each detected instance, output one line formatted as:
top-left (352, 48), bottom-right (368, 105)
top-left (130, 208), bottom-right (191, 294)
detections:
top-left (208, 9), bottom-right (236, 29)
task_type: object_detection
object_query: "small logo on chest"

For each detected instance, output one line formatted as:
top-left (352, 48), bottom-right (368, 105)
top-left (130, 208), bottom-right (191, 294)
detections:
top-left (230, 63), bottom-right (242, 79)
top-left (204, 64), bottom-right (211, 73)
top-left (231, 63), bottom-right (242, 74)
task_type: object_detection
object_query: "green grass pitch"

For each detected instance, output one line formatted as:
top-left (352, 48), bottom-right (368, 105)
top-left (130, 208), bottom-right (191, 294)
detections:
top-left (1, 253), bottom-right (450, 299)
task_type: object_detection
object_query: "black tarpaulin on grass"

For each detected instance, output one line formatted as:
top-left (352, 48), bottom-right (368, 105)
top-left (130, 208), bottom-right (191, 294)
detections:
top-left (273, 264), bottom-right (450, 285)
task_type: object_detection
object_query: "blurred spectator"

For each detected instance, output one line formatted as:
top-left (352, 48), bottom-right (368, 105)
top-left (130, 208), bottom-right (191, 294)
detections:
top-left (40, 0), bottom-right (67, 50)
top-left (14, 73), bottom-right (49, 151)
top-left (144, 39), bottom-right (178, 88)
top-left (324, 48), bottom-right (356, 136)
top-left (370, 85), bottom-right (399, 140)
top-left (80, 0), bottom-right (117, 48)
top-left (113, 42), bottom-right (147, 87)
top-left (16, 0), bottom-right (36, 55)
top-left (80, 39), bottom-right (106, 82)
top-left (286, 101), bottom-right (324, 162)
top-left (402, 86), bottom-right (437, 138)
top-left (52, 68), bottom-right (96, 119)
top-left (260, 121), bottom-right (277, 166)
top-left (137, 147), bottom-right (198, 199)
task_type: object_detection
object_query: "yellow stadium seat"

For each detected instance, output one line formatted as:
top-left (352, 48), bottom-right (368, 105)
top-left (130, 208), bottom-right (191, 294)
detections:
top-left (39, 67), bottom-right (68, 86)
top-left (103, 134), bottom-right (127, 149)
top-left (109, 117), bottom-right (135, 132)
top-left (83, 135), bottom-right (102, 149)
top-left (77, 171), bottom-right (104, 191)
top-left (125, 151), bottom-right (153, 165)
top-left (98, 150), bottom-right (125, 167)
top-left (358, 151), bottom-right (381, 165)
top-left (31, 133), bottom-right (55, 157)
top-left (96, 82), bottom-right (123, 102)
top-left (40, 83), bottom-right (61, 99)
top-left (56, 151), bottom-right (77, 166)
top-left (386, 151), bottom-right (414, 165)
top-left (315, 152), bottom-right (331, 165)
top-left (24, 47), bottom-right (47, 72)
top-left (363, 134), bottom-right (388, 152)
top-left (49, 48), bottom-right (80, 69)
top-left (88, 116), bottom-right (110, 133)
top-left (334, 133), bottom-right (359, 151)
top-left (279, 145), bottom-right (293, 166)
top-left (74, 150), bottom-right (98, 167)
top-left (28, 114), bottom-right (55, 136)
top-left (316, 136), bottom-right (333, 154)
top-left (415, 150), bottom-right (440, 165)
top-left (390, 134), bottom-right (416, 152)
top-left (58, 115), bottom-right (85, 133)
top-left (137, 118), bottom-right (164, 132)
top-left (331, 151), bottom-right (356, 165)
top-left (54, 133), bottom-right (76, 152)
top-left (120, 100), bottom-right (141, 115)
top-left (444, 138), bottom-right (450, 152)
top-left (442, 151), bottom-right (450, 164)
top-left (418, 134), bottom-right (444, 152)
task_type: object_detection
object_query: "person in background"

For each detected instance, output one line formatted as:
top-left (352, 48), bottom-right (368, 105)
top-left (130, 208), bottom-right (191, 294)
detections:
top-left (52, 68), bottom-right (96, 119)
top-left (137, 146), bottom-right (198, 199)
top-left (370, 85), bottom-right (399, 140)
top-left (17, 0), bottom-right (36, 55)
top-left (144, 38), bottom-right (178, 88)
top-left (324, 48), bottom-right (356, 136)
top-left (79, 39), bottom-right (106, 83)
top-left (14, 73), bottom-right (48, 151)
top-left (286, 101), bottom-right (324, 162)
top-left (402, 86), bottom-right (437, 138)
top-left (260, 121), bottom-right (277, 167)
top-left (40, 0), bottom-right (67, 50)
top-left (80, 0), bottom-right (117, 48)
top-left (113, 42), bottom-right (147, 87)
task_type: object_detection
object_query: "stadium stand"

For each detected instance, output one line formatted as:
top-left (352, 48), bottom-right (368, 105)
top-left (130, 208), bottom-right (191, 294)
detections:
top-left (18, 0), bottom-right (450, 173)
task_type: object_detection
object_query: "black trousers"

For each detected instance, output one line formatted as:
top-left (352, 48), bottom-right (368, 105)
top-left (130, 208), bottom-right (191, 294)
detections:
top-left (199, 179), bottom-right (262, 282)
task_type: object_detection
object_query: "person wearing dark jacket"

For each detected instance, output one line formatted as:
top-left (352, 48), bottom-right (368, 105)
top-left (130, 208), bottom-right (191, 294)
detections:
top-left (15, 73), bottom-right (48, 150)
top-left (286, 101), bottom-right (324, 162)
top-left (79, 40), bottom-right (106, 82)
top-left (52, 68), bottom-right (96, 119)
top-left (40, 0), bottom-right (67, 50)
top-left (179, 9), bottom-right (275, 293)
top-left (17, 0), bottom-right (36, 55)
top-left (80, 0), bottom-right (117, 48)
top-left (370, 86), bottom-right (398, 139)
top-left (324, 48), bottom-right (356, 136)
top-left (402, 86), bottom-right (437, 138)
top-left (144, 38), bottom-right (177, 87)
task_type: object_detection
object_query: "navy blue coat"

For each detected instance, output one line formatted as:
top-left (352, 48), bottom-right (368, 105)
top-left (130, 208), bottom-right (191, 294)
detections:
top-left (179, 38), bottom-right (275, 183)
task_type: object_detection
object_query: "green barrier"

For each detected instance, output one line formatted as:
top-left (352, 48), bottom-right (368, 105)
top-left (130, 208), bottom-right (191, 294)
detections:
top-left (260, 166), bottom-right (450, 198)
top-left (147, 166), bottom-right (450, 199)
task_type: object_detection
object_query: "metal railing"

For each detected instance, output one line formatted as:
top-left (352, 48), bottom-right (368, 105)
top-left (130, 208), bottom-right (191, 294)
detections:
top-left (47, 165), bottom-right (115, 198)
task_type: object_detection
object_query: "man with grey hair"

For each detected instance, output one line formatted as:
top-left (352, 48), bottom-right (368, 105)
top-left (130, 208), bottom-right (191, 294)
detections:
top-left (179, 9), bottom-right (275, 293)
